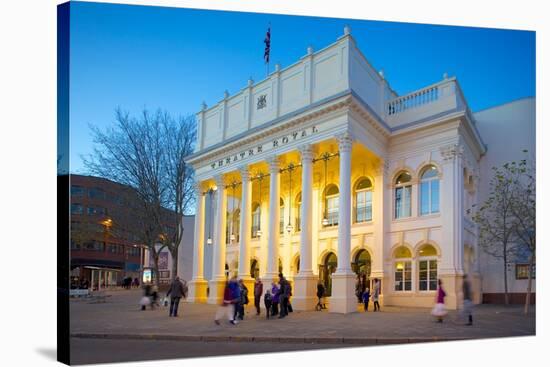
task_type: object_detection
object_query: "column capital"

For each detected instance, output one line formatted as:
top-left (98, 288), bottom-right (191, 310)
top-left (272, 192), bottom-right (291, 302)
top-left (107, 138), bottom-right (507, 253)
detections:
top-left (298, 144), bottom-right (314, 161)
top-left (336, 131), bottom-right (354, 153)
top-left (239, 166), bottom-right (250, 181)
top-left (267, 156), bottom-right (280, 173)
top-left (194, 182), bottom-right (203, 195)
top-left (213, 174), bottom-right (225, 188)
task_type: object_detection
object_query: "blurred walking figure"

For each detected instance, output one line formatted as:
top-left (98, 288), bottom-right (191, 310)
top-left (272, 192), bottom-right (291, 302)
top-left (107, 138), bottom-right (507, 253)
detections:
top-left (254, 278), bottom-right (263, 316)
top-left (431, 279), bottom-right (447, 322)
top-left (462, 275), bottom-right (473, 326)
top-left (316, 281), bottom-right (326, 311)
top-left (215, 277), bottom-right (239, 325)
top-left (372, 278), bottom-right (381, 311)
top-left (362, 287), bottom-right (370, 312)
top-left (151, 284), bottom-right (160, 309)
top-left (166, 277), bottom-right (188, 317)
top-left (140, 284), bottom-right (152, 311)
top-left (264, 289), bottom-right (273, 319)
top-left (278, 273), bottom-right (290, 318)
top-left (355, 275), bottom-right (363, 303)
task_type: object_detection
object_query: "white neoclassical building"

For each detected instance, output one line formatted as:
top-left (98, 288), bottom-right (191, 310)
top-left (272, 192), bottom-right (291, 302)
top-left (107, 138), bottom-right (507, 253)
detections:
top-left (184, 26), bottom-right (535, 313)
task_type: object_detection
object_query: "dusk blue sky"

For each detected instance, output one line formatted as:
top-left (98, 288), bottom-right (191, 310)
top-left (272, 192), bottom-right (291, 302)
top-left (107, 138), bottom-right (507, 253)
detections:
top-left (68, 1), bottom-right (535, 173)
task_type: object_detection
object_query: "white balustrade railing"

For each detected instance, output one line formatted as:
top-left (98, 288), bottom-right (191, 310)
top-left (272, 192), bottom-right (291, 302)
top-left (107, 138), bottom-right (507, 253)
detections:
top-left (387, 85), bottom-right (440, 116)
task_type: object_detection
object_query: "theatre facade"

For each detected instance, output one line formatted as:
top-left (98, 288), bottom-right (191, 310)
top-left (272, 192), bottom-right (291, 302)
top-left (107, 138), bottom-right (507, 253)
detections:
top-left (185, 27), bottom-right (490, 313)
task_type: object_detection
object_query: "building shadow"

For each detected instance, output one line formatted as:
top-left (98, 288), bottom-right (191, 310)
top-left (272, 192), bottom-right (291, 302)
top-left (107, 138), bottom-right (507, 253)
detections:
top-left (36, 348), bottom-right (57, 361)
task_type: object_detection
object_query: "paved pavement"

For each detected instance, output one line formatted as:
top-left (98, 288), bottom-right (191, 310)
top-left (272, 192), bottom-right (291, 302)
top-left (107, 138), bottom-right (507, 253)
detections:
top-left (70, 338), bottom-right (351, 365)
top-left (70, 289), bottom-right (535, 343)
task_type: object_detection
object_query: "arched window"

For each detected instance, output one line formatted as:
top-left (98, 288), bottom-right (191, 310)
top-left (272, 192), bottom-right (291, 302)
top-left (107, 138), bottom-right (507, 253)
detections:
top-left (393, 246), bottom-right (412, 291)
top-left (420, 165), bottom-right (440, 215)
top-left (323, 184), bottom-right (339, 227)
top-left (295, 192), bottom-right (302, 232)
top-left (319, 252), bottom-right (337, 296)
top-left (251, 202), bottom-right (261, 238)
top-left (279, 198), bottom-right (285, 234)
top-left (394, 171), bottom-right (412, 219)
top-left (418, 244), bottom-right (438, 291)
top-left (352, 249), bottom-right (371, 279)
top-left (355, 177), bottom-right (373, 223)
top-left (232, 209), bottom-right (240, 243)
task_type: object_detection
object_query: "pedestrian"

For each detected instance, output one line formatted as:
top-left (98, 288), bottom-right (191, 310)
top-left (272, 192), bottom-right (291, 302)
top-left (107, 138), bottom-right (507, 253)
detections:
top-left (215, 277), bottom-right (239, 325)
top-left (431, 279), bottom-right (447, 323)
top-left (355, 275), bottom-right (363, 303)
top-left (264, 289), bottom-right (273, 319)
top-left (234, 279), bottom-right (249, 320)
top-left (372, 278), bottom-right (381, 311)
top-left (166, 276), bottom-right (188, 317)
top-left (141, 284), bottom-right (152, 311)
top-left (151, 284), bottom-right (159, 309)
top-left (271, 282), bottom-right (280, 316)
top-left (316, 281), bottom-right (326, 310)
top-left (254, 278), bottom-right (263, 316)
top-left (362, 287), bottom-right (370, 311)
top-left (278, 273), bottom-right (290, 319)
top-left (462, 275), bottom-right (473, 326)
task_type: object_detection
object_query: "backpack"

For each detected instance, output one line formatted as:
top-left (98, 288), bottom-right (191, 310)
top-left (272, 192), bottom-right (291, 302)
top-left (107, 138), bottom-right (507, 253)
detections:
top-left (264, 292), bottom-right (272, 303)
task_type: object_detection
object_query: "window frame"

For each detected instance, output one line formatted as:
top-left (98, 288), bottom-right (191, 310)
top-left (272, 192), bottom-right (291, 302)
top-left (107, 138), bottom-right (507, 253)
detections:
top-left (354, 178), bottom-right (373, 223)
top-left (515, 263), bottom-right (536, 280)
top-left (324, 184), bottom-right (339, 227)
top-left (393, 259), bottom-right (412, 292)
top-left (394, 172), bottom-right (412, 220)
top-left (419, 165), bottom-right (440, 216)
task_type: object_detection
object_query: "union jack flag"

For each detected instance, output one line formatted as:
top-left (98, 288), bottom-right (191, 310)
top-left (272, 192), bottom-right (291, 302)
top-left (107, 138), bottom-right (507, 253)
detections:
top-left (264, 26), bottom-right (271, 64)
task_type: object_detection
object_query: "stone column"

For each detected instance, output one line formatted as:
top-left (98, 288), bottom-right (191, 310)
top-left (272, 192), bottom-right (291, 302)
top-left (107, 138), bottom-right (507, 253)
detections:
top-left (439, 143), bottom-right (465, 310)
top-left (237, 167), bottom-right (255, 296)
top-left (330, 132), bottom-right (356, 314)
top-left (293, 144), bottom-right (318, 311)
top-left (264, 156), bottom-right (280, 283)
top-left (187, 182), bottom-right (208, 303)
top-left (207, 175), bottom-right (228, 304)
top-left (372, 160), bottom-right (389, 306)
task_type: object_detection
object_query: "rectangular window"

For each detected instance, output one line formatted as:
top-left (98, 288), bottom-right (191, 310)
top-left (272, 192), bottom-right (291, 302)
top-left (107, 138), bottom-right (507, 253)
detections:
top-left (395, 186), bottom-right (411, 219)
top-left (295, 204), bottom-right (301, 232)
top-left (83, 241), bottom-right (105, 252)
top-left (71, 203), bottom-right (83, 215)
top-left (431, 180), bottom-right (440, 213)
top-left (127, 246), bottom-right (141, 257)
top-left (419, 259), bottom-right (438, 291)
top-left (87, 206), bottom-right (105, 215)
top-left (420, 182), bottom-right (430, 215)
top-left (251, 211), bottom-right (260, 238)
top-left (70, 239), bottom-right (81, 250)
top-left (516, 264), bottom-right (535, 280)
top-left (88, 187), bottom-right (106, 200)
top-left (71, 185), bottom-right (85, 197)
top-left (326, 196), bottom-right (339, 226)
top-left (394, 261), bottom-right (412, 291)
top-left (108, 244), bottom-right (124, 254)
top-left (356, 191), bottom-right (372, 223)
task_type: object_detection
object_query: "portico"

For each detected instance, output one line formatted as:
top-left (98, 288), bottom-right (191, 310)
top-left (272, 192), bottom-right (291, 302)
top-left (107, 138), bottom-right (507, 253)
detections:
top-left (185, 26), bottom-right (486, 313)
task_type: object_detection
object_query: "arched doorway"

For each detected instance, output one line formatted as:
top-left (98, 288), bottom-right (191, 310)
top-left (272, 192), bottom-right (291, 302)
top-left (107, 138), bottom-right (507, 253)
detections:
top-left (319, 252), bottom-right (337, 297)
top-left (250, 259), bottom-right (260, 279)
top-left (352, 249), bottom-right (371, 291)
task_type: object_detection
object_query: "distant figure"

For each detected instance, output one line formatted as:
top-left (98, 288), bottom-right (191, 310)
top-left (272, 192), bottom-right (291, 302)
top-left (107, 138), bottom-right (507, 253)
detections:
top-left (271, 282), bottom-right (280, 316)
top-left (264, 289), bottom-right (273, 319)
top-left (254, 279), bottom-right (263, 316)
top-left (462, 275), bottom-right (473, 326)
top-left (166, 277), bottom-right (188, 317)
top-left (372, 278), bottom-right (381, 312)
top-left (355, 275), bottom-right (363, 303)
top-left (316, 281), bottom-right (326, 311)
top-left (431, 279), bottom-right (447, 323)
top-left (215, 277), bottom-right (239, 325)
top-left (151, 284), bottom-right (160, 309)
top-left (362, 287), bottom-right (370, 312)
top-left (133, 277), bottom-right (140, 288)
top-left (278, 273), bottom-right (290, 319)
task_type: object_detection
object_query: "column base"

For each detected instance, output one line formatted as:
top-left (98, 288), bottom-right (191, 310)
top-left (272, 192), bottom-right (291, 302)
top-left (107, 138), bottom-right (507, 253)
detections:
top-left (292, 273), bottom-right (318, 311)
top-left (329, 271), bottom-right (357, 314)
top-left (186, 279), bottom-right (208, 303)
top-left (207, 278), bottom-right (227, 305)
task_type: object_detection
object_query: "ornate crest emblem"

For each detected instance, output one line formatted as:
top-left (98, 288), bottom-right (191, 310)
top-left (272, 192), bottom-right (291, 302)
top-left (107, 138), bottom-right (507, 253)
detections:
top-left (257, 94), bottom-right (267, 110)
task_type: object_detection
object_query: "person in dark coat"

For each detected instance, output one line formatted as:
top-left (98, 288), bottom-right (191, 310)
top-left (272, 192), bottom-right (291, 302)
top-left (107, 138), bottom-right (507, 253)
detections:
top-left (278, 274), bottom-right (290, 319)
top-left (254, 279), bottom-right (263, 316)
top-left (462, 275), bottom-right (473, 325)
top-left (372, 278), bottom-right (381, 312)
top-left (316, 281), bottom-right (326, 310)
top-left (362, 287), bottom-right (370, 311)
top-left (166, 277), bottom-right (188, 317)
top-left (234, 279), bottom-right (249, 320)
top-left (264, 289), bottom-right (273, 319)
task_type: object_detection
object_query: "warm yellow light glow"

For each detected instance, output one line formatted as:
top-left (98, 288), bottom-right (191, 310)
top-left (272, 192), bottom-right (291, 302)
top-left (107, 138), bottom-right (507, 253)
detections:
top-left (101, 218), bottom-right (113, 227)
top-left (396, 262), bottom-right (404, 270)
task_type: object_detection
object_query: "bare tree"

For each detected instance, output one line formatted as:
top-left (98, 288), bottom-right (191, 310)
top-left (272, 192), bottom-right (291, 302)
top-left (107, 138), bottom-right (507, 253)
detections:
top-left (472, 163), bottom-right (519, 305)
top-left (84, 108), bottom-right (168, 287)
top-left (160, 112), bottom-right (196, 281)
